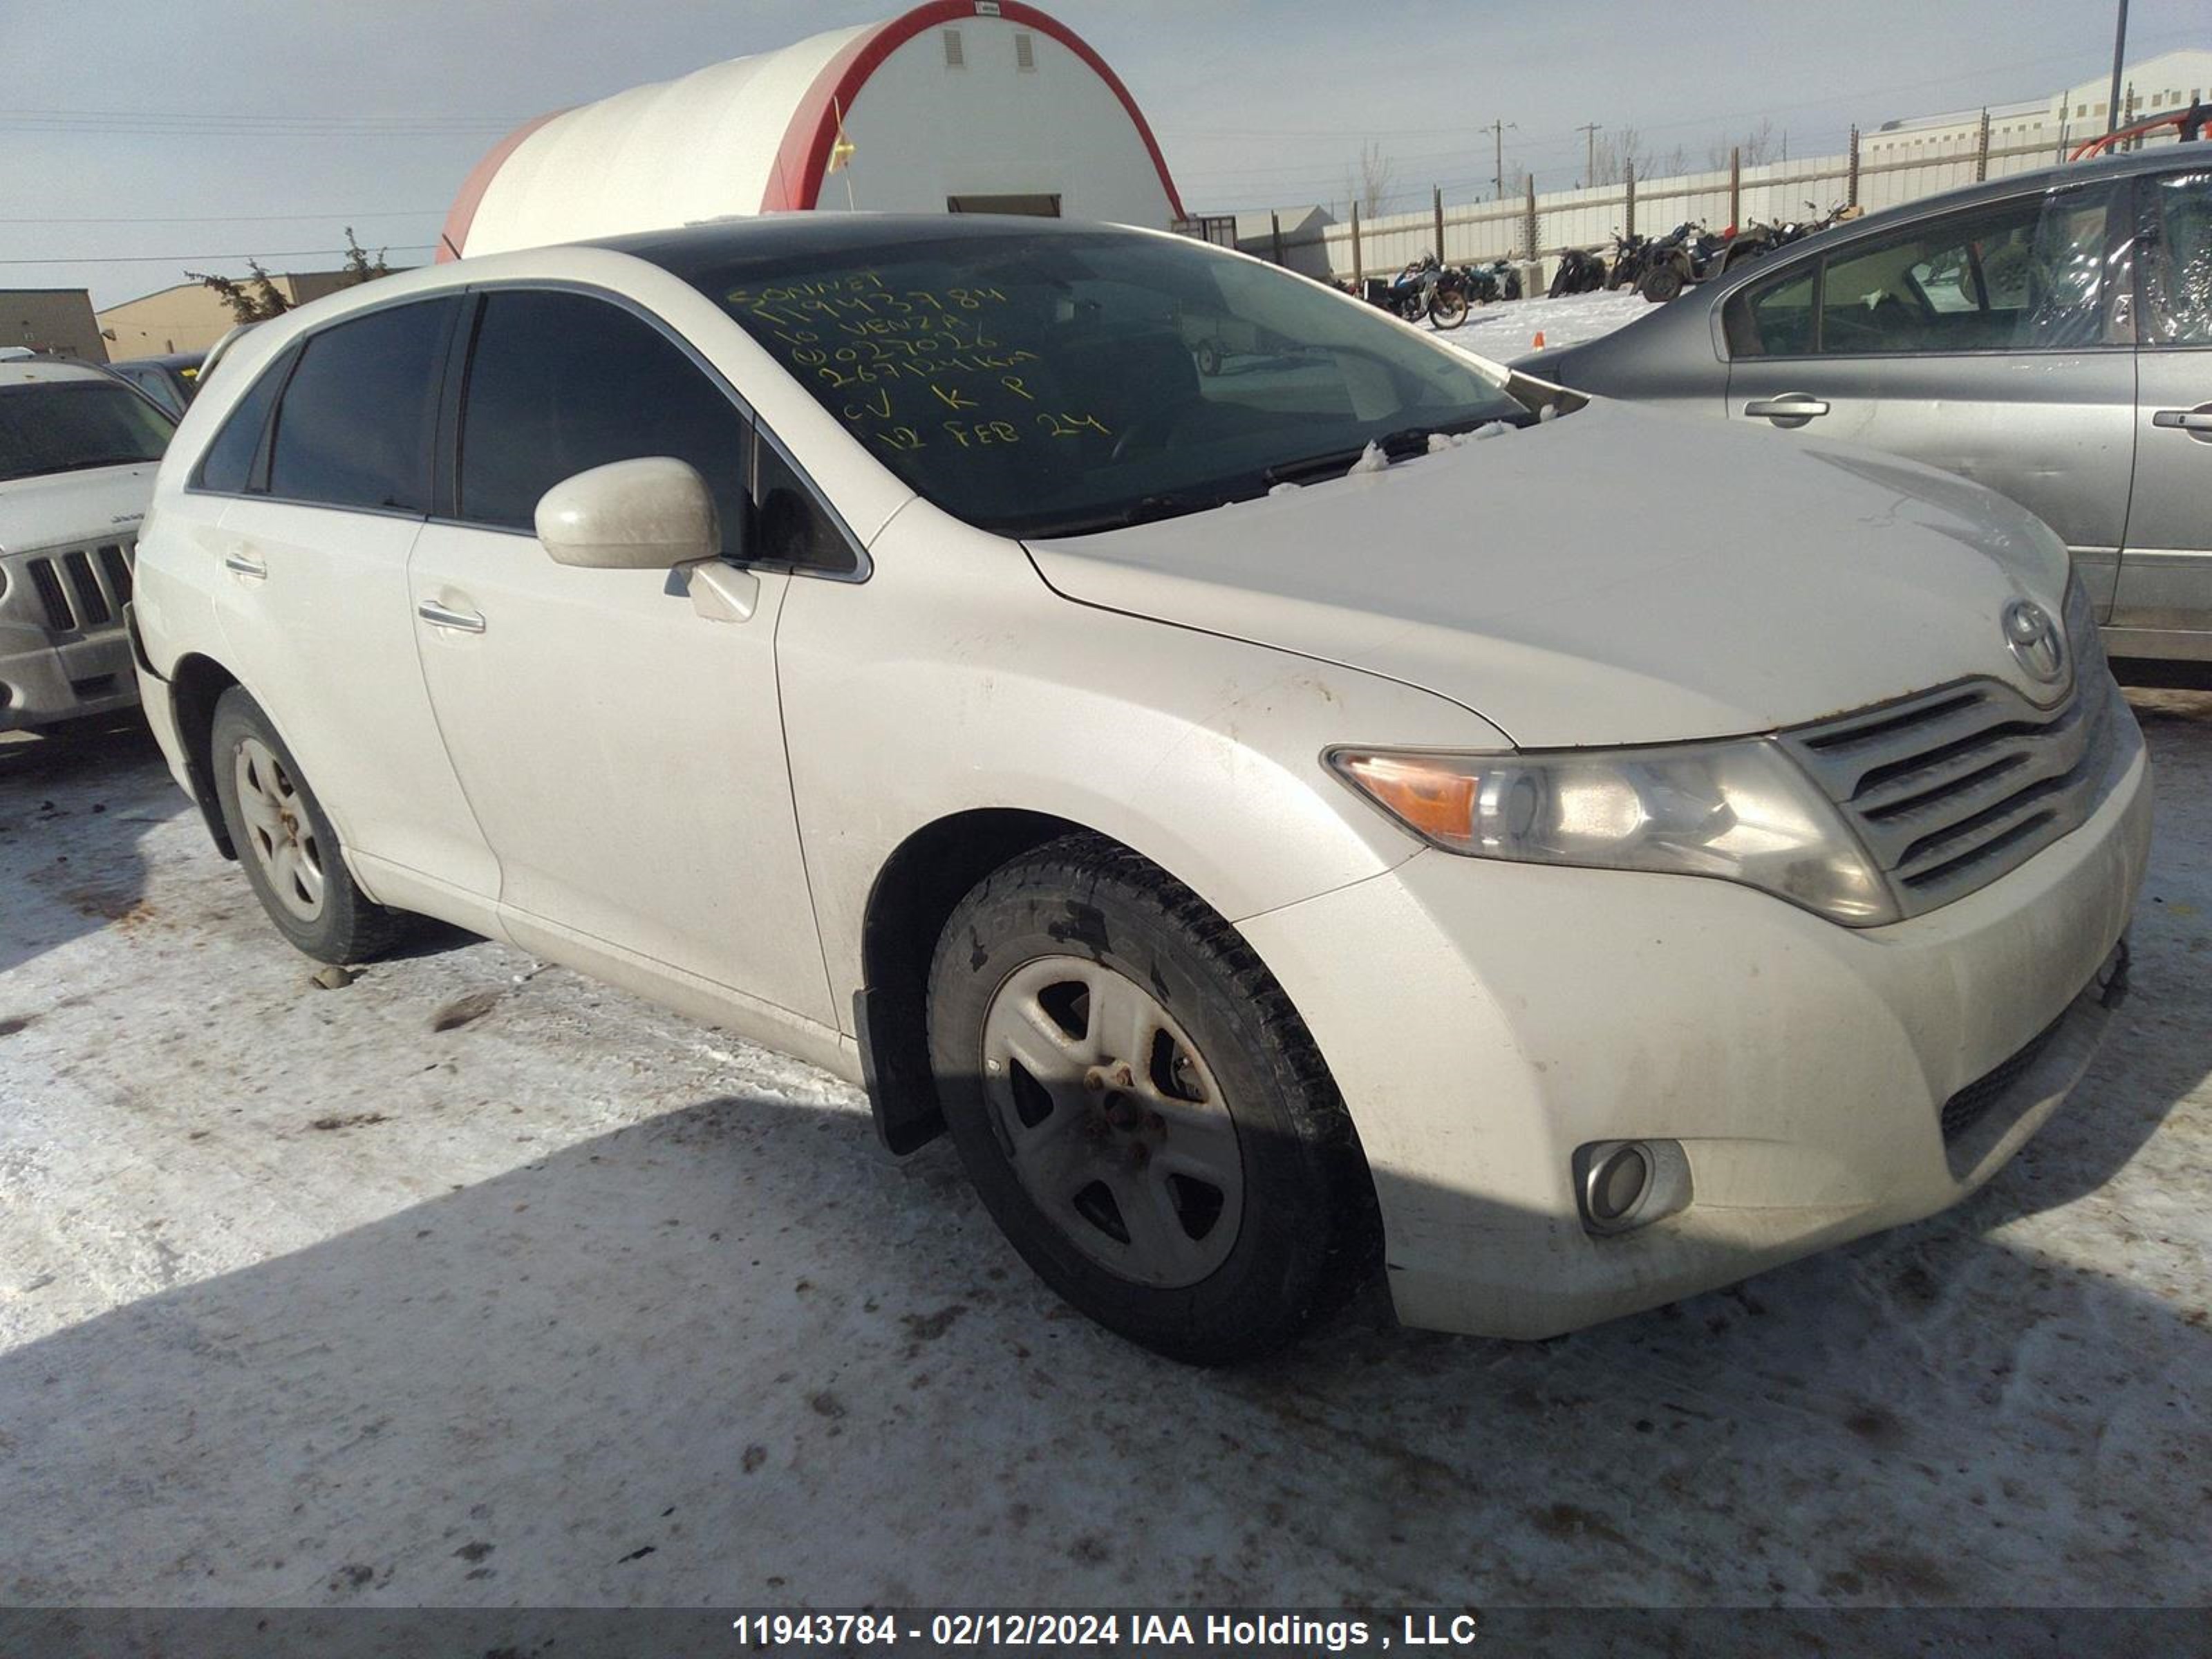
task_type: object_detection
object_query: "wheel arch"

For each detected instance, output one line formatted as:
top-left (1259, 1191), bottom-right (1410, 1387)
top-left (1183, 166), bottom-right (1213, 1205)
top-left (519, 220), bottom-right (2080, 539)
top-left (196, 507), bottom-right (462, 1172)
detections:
top-left (854, 807), bottom-right (1090, 1155)
top-left (169, 652), bottom-right (243, 859)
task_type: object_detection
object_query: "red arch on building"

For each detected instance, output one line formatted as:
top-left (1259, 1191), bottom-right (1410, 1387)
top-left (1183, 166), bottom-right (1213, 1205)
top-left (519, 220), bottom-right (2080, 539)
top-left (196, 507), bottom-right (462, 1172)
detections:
top-left (440, 3), bottom-right (1185, 260)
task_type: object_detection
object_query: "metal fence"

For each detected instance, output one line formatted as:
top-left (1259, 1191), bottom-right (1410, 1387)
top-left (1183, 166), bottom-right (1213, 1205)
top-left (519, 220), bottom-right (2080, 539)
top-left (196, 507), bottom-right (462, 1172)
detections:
top-left (1253, 123), bottom-right (2177, 287)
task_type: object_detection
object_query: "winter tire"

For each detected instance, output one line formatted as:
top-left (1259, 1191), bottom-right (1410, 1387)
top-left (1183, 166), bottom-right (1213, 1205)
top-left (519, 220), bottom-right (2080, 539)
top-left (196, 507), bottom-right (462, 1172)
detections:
top-left (209, 686), bottom-right (410, 964)
top-left (927, 834), bottom-right (1377, 1365)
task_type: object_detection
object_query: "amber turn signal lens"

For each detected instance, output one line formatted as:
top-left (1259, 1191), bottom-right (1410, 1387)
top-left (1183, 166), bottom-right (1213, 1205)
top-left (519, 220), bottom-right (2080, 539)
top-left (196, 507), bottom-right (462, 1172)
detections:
top-left (1338, 753), bottom-right (1477, 845)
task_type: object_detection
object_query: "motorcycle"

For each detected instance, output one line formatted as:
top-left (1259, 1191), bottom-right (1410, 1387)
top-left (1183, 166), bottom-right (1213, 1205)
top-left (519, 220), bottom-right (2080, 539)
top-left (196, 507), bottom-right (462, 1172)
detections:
top-left (1466, 257), bottom-right (1523, 304)
top-left (1637, 221), bottom-right (1731, 303)
top-left (1604, 229), bottom-right (1651, 291)
top-left (1547, 246), bottom-right (1607, 298)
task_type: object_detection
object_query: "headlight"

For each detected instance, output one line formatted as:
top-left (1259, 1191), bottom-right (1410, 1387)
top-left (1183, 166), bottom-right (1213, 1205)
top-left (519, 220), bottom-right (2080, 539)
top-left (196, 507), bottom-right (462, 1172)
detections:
top-left (1329, 739), bottom-right (1897, 926)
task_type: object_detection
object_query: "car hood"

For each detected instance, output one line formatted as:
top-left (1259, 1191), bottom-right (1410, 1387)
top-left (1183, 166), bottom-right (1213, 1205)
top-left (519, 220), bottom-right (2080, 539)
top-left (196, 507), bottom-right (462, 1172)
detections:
top-left (0, 463), bottom-right (158, 556)
top-left (1024, 401), bottom-right (2073, 749)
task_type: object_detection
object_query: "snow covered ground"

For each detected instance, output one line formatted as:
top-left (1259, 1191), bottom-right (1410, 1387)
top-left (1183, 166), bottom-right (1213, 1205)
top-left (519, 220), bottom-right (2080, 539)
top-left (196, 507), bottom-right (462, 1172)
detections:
top-left (1429, 285), bottom-right (1653, 364)
top-left (2, 695), bottom-right (2209, 1615)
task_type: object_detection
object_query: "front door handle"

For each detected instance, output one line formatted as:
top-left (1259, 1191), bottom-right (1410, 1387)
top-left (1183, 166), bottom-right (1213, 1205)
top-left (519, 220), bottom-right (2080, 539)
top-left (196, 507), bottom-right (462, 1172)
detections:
top-left (416, 599), bottom-right (487, 634)
top-left (223, 552), bottom-right (268, 579)
top-left (1743, 395), bottom-right (1832, 424)
top-left (2150, 407), bottom-right (2212, 440)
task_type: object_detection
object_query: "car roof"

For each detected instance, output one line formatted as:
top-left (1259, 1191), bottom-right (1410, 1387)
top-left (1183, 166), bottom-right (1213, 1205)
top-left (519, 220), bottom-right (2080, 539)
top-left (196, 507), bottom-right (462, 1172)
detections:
top-left (1837, 143), bottom-right (2200, 231)
top-left (0, 357), bottom-right (126, 388)
top-left (585, 211), bottom-right (1160, 281)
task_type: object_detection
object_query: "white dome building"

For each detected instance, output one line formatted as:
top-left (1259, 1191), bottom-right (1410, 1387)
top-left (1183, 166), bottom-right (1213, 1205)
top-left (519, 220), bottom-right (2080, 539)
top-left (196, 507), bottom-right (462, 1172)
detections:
top-left (439, 1), bottom-right (1185, 260)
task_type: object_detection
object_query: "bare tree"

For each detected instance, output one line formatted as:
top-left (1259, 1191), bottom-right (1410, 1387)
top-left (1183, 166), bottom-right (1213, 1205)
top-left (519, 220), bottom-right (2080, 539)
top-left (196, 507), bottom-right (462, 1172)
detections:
top-left (1706, 118), bottom-right (1779, 170)
top-left (1588, 125), bottom-right (1651, 185)
top-left (1346, 140), bottom-right (1395, 217)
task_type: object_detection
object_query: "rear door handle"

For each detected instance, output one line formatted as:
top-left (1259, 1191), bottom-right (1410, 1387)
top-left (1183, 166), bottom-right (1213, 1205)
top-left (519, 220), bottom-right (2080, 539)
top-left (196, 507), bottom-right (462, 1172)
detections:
top-left (2150, 408), bottom-right (2212, 434)
top-left (1743, 396), bottom-right (1831, 422)
top-left (223, 552), bottom-right (268, 579)
top-left (416, 599), bottom-right (486, 634)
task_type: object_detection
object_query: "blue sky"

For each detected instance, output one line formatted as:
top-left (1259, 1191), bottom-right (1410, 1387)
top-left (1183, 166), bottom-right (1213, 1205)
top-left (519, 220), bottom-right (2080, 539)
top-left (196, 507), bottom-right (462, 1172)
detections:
top-left (3, 0), bottom-right (2203, 308)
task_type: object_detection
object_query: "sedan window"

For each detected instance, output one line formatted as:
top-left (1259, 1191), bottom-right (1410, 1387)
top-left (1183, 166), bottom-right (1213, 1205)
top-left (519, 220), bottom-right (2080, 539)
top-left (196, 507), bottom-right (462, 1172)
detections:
top-left (2142, 170), bottom-right (2212, 344)
top-left (1728, 186), bottom-right (2120, 358)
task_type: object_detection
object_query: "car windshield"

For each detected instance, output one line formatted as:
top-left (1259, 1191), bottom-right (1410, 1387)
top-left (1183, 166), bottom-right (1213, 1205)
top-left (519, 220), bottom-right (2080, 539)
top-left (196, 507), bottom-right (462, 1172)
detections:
top-left (680, 225), bottom-right (1533, 537)
top-left (0, 380), bottom-right (174, 483)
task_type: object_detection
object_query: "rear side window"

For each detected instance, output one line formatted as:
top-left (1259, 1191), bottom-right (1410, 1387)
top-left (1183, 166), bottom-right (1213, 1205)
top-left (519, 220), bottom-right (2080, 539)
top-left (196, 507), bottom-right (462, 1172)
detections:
top-left (266, 299), bottom-right (458, 513)
top-left (2141, 170), bottom-right (2212, 345)
top-left (455, 290), bottom-right (753, 554)
top-left (191, 352), bottom-right (290, 494)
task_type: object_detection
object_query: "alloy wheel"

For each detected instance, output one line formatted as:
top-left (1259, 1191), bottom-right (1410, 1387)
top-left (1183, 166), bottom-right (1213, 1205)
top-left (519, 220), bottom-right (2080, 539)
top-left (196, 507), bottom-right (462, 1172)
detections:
top-left (977, 955), bottom-right (1244, 1287)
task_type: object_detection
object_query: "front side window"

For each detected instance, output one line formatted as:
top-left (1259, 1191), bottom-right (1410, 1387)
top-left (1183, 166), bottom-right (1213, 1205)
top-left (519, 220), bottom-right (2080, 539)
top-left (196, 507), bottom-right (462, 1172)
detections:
top-left (661, 226), bottom-right (1532, 536)
top-left (455, 290), bottom-right (755, 558)
top-left (2142, 170), bottom-right (2212, 344)
top-left (1727, 186), bottom-right (2119, 358)
top-left (0, 381), bottom-right (173, 483)
top-left (266, 298), bottom-right (458, 513)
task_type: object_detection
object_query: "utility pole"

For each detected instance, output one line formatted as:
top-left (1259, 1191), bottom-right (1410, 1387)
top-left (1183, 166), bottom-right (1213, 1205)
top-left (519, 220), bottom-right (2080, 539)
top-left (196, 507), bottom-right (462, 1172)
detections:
top-left (1575, 122), bottom-right (1600, 187)
top-left (2106, 0), bottom-right (2128, 134)
top-left (1488, 118), bottom-right (1518, 200)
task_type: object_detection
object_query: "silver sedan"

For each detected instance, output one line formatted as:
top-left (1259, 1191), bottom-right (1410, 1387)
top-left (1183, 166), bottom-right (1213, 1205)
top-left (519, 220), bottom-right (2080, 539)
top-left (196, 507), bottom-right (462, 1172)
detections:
top-left (1522, 147), bottom-right (2212, 662)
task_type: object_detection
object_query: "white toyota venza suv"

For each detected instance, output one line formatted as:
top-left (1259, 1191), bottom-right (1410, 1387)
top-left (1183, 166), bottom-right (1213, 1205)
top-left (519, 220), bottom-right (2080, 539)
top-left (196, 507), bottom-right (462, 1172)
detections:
top-left (129, 216), bottom-right (2149, 1362)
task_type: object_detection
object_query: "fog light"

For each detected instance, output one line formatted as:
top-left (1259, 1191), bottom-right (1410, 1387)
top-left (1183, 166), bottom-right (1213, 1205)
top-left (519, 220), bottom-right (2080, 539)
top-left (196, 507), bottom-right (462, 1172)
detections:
top-left (1575, 1138), bottom-right (1691, 1237)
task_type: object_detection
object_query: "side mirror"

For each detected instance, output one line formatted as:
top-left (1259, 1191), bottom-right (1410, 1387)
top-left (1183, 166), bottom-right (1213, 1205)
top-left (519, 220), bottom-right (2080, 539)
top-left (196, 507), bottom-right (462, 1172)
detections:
top-left (534, 456), bottom-right (719, 570)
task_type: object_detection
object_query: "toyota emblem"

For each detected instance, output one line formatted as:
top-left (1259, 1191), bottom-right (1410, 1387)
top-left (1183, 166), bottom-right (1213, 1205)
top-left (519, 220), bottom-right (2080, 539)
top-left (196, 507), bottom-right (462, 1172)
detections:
top-left (2003, 599), bottom-right (2065, 685)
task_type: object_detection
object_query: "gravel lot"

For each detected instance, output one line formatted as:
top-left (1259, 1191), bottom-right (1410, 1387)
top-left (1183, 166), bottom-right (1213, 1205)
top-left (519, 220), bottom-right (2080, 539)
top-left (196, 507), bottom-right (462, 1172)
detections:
top-left (2, 686), bottom-right (2208, 1613)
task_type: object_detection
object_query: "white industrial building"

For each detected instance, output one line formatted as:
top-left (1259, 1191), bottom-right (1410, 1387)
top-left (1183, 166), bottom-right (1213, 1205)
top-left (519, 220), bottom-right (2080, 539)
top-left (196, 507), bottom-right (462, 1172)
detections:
top-left (1862, 47), bottom-right (2212, 171)
top-left (440, 1), bottom-right (1184, 260)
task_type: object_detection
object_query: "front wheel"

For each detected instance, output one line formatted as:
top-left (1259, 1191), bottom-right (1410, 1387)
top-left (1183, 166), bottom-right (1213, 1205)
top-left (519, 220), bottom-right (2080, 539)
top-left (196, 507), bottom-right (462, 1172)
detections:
top-left (209, 686), bottom-right (410, 964)
top-left (927, 836), bottom-right (1377, 1365)
top-left (1640, 263), bottom-right (1685, 303)
top-left (1429, 288), bottom-right (1470, 329)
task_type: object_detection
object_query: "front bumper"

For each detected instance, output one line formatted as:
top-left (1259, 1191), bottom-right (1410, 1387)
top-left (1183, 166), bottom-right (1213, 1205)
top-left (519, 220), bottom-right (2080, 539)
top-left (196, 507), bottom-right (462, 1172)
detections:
top-left (1, 547), bottom-right (142, 733)
top-left (0, 628), bottom-right (138, 731)
top-left (1240, 688), bottom-right (2153, 1340)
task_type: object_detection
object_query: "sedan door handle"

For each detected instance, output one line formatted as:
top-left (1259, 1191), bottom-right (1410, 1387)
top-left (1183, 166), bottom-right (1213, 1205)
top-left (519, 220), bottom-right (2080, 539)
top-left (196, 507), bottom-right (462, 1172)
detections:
top-left (2150, 408), bottom-right (2212, 433)
top-left (223, 552), bottom-right (268, 579)
top-left (416, 599), bottom-right (487, 634)
top-left (1743, 396), bottom-right (1831, 422)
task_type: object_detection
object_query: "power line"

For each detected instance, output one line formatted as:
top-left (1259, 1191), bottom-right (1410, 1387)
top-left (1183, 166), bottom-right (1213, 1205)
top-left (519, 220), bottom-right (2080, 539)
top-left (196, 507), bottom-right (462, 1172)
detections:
top-left (0, 209), bottom-right (441, 225)
top-left (0, 245), bottom-right (438, 265)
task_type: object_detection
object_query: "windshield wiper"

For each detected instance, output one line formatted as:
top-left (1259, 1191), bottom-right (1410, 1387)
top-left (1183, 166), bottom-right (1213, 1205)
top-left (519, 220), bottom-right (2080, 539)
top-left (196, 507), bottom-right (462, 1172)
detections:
top-left (1260, 422), bottom-right (1504, 489)
top-left (1019, 491), bottom-right (1244, 538)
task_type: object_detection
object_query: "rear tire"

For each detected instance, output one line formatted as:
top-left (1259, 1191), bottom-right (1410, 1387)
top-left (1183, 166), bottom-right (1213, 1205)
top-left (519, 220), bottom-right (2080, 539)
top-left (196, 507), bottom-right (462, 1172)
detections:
top-left (926, 834), bottom-right (1378, 1365)
top-left (1640, 263), bottom-right (1685, 303)
top-left (209, 686), bottom-right (409, 964)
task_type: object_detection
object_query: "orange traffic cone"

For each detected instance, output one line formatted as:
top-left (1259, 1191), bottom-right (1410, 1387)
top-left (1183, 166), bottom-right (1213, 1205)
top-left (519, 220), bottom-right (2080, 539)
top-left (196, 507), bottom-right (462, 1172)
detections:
top-left (1533, 330), bottom-right (1546, 349)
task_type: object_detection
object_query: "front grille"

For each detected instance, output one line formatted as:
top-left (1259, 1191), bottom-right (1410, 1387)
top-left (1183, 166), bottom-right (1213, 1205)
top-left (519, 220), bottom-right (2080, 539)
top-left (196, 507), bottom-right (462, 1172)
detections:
top-left (1779, 580), bottom-right (2122, 918)
top-left (15, 541), bottom-right (133, 637)
top-left (1940, 1011), bottom-right (2066, 1143)
top-left (27, 558), bottom-right (73, 630)
top-left (62, 550), bottom-right (110, 626)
